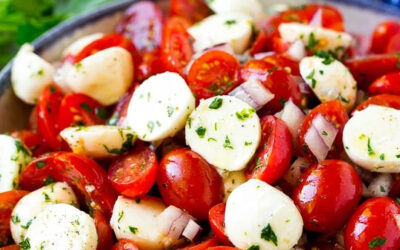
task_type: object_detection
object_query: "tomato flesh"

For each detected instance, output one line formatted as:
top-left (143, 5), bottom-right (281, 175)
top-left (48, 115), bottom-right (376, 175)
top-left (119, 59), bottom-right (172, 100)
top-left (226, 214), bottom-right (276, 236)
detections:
top-left (369, 20), bottom-right (400, 54)
top-left (111, 239), bottom-right (139, 250)
top-left (368, 72), bottom-right (400, 95)
top-left (209, 203), bottom-right (231, 245)
top-left (170, 0), bottom-right (211, 23)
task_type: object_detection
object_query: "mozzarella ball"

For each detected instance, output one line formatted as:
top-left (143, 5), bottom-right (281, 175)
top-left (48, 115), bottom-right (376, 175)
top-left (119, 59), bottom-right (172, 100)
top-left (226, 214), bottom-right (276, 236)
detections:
top-left (206, 0), bottom-right (265, 22)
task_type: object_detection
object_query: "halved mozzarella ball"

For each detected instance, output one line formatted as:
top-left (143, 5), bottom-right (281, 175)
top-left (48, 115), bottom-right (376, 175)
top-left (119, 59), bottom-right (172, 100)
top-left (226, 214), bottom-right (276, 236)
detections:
top-left (11, 44), bottom-right (55, 104)
top-left (225, 179), bottom-right (303, 250)
top-left (53, 62), bottom-right (74, 93)
top-left (0, 135), bottom-right (31, 192)
top-left (188, 12), bottom-right (253, 54)
top-left (24, 204), bottom-right (97, 250)
top-left (110, 196), bottom-right (166, 249)
top-left (217, 170), bottom-right (247, 201)
top-left (10, 182), bottom-right (77, 243)
top-left (279, 23), bottom-right (353, 51)
top-left (126, 72), bottom-right (195, 141)
top-left (60, 125), bottom-right (136, 158)
top-left (185, 96), bottom-right (261, 171)
top-left (65, 47), bottom-right (133, 106)
top-left (206, 0), bottom-right (265, 22)
top-left (62, 33), bottom-right (104, 58)
top-left (343, 105), bottom-right (400, 173)
top-left (300, 56), bottom-right (357, 110)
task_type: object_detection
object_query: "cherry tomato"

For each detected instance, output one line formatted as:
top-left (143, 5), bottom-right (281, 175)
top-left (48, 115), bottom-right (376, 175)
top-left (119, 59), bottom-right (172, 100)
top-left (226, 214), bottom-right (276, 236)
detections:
top-left (93, 210), bottom-right (114, 250)
top-left (157, 148), bottom-right (223, 220)
top-left (36, 84), bottom-right (67, 151)
top-left (345, 197), bottom-right (400, 250)
top-left (161, 16), bottom-right (194, 76)
top-left (108, 144), bottom-right (157, 198)
top-left (137, 49), bottom-right (164, 81)
top-left (188, 50), bottom-right (240, 100)
top-left (261, 53), bottom-right (301, 76)
top-left (9, 130), bottom-right (50, 157)
top-left (0, 245), bottom-right (20, 250)
top-left (28, 107), bottom-right (37, 131)
top-left (208, 247), bottom-right (240, 250)
top-left (170, 0), bottom-right (211, 23)
top-left (107, 83), bottom-right (138, 127)
top-left (293, 160), bottom-right (362, 233)
top-left (116, 1), bottom-right (163, 52)
top-left (111, 239), bottom-right (139, 250)
top-left (368, 72), bottom-right (400, 95)
top-left (353, 94), bottom-right (400, 114)
top-left (209, 203), bottom-right (231, 245)
top-left (246, 115), bottom-right (292, 184)
top-left (180, 236), bottom-right (219, 250)
top-left (0, 190), bottom-right (29, 246)
top-left (58, 93), bottom-right (107, 131)
top-left (19, 152), bottom-right (117, 217)
top-left (241, 60), bottom-right (302, 112)
top-left (298, 101), bottom-right (349, 163)
top-left (250, 15), bottom-right (283, 55)
top-left (386, 32), bottom-right (400, 53)
top-left (345, 54), bottom-right (400, 90)
top-left (369, 20), bottom-right (400, 54)
top-left (389, 174), bottom-right (400, 198)
top-left (272, 36), bottom-right (291, 54)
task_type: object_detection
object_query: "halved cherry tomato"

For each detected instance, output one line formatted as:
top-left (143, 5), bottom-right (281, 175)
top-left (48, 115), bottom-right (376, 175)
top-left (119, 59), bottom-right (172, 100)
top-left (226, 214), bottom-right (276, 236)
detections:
top-left (250, 15), bottom-right (283, 55)
top-left (368, 72), bottom-right (400, 95)
top-left (19, 152), bottom-right (117, 217)
top-left (170, 0), bottom-right (211, 23)
top-left (246, 115), bottom-right (292, 184)
top-left (345, 197), bottom-right (400, 250)
top-left (188, 50), bottom-right (240, 100)
top-left (0, 190), bottom-right (29, 246)
top-left (137, 49), bottom-right (164, 81)
top-left (345, 54), bottom-right (400, 90)
top-left (369, 20), bottom-right (400, 54)
top-left (261, 53), bottom-right (300, 76)
top-left (157, 148), bottom-right (223, 220)
top-left (209, 203), bottom-right (230, 245)
top-left (272, 36), bottom-right (291, 54)
top-left (353, 94), bottom-right (400, 114)
top-left (241, 60), bottom-right (302, 112)
top-left (0, 245), bottom-right (20, 250)
top-left (36, 84), bottom-right (67, 151)
top-left (111, 239), bottom-right (139, 250)
top-left (293, 160), bottom-right (362, 233)
top-left (93, 210), bottom-right (114, 250)
top-left (108, 144), bottom-right (157, 198)
top-left (161, 16), bottom-right (194, 76)
top-left (298, 101), bottom-right (349, 162)
top-left (9, 130), bottom-right (50, 157)
top-left (180, 236), bottom-right (219, 250)
top-left (107, 83), bottom-right (139, 127)
top-left (116, 1), bottom-right (163, 52)
top-left (386, 32), bottom-right (400, 53)
top-left (58, 93), bottom-right (107, 131)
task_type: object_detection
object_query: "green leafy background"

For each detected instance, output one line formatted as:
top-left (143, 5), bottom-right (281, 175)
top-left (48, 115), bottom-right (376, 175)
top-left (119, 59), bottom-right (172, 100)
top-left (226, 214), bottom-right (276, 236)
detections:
top-left (0, 0), bottom-right (120, 69)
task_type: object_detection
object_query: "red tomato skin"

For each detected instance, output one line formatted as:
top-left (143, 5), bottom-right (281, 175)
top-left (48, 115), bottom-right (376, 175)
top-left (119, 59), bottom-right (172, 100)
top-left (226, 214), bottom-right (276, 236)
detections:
top-left (386, 32), bottom-right (400, 53)
top-left (209, 203), bottom-right (231, 245)
top-left (111, 239), bottom-right (139, 250)
top-left (262, 53), bottom-right (301, 76)
top-left (93, 210), bottom-right (114, 250)
top-left (188, 50), bottom-right (240, 100)
top-left (157, 148), bottom-right (223, 220)
top-left (353, 94), bottom-right (400, 114)
top-left (293, 160), bottom-right (362, 233)
top-left (19, 152), bottom-right (117, 217)
top-left (0, 245), bottom-right (20, 250)
top-left (137, 49), bottom-right (164, 81)
top-left (9, 130), bottom-right (50, 157)
top-left (344, 197), bottom-right (400, 250)
top-left (108, 83), bottom-right (139, 127)
top-left (170, 0), bottom-right (211, 23)
top-left (180, 236), bottom-right (219, 250)
top-left (250, 15), bottom-right (283, 55)
top-left (298, 101), bottom-right (349, 163)
top-left (116, 1), bottom-right (163, 52)
top-left (369, 21), bottom-right (400, 54)
top-left (246, 115), bottom-right (292, 184)
top-left (368, 72), bottom-right (400, 95)
top-left (108, 145), bottom-right (158, 198)
top-left (208, 247), bottom-right (240, 250)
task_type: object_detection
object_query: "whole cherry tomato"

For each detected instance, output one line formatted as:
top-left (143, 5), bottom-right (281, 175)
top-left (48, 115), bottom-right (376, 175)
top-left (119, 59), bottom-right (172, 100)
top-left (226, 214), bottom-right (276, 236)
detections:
top-left (353, 94), bottom-right (400, 114)
top-left (369, 20), bottom-right (400, 54)
top-left (298, 101), bottom-right (349, 163)
top-left (108, 144), bottom-right (158, 198)
top-left (0, 190), bottom-right (29, 246)
top-left (209, 203), bottom-right (230, 245)
top-left (188, 50), bottom-right (240, 100)
top-left (345, 197), bottom-right (400, 250)
top-left (386, 32), bottom-right (400, 53)
top-left (111, 239), bottom-right (139, 250)
top-left (9, 130), bottom-right (50, 157)
top-left (293, 160), bottom-right (362, 233)
top-left (170, 0), bottom-right (211, 23)
top-left (93, 210), bottom-right (114, 250)
top-left (368, 72), bottom-right (400, 95)
top-left (161, 16), bottom-right (194, 76)
top-left (157, 148), bottom-right (223, 220)
top-left (246, 115), bottom-right (292, 184)
top-left (180, 236), bottom-right (219, 250)
top-left (250, 15), bottom-right (283, 55)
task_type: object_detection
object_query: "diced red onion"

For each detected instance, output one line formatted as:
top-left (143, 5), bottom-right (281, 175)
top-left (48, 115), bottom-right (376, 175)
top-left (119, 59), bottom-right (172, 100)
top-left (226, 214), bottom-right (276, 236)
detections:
top-left (157, 205), bottom-right (191, 241)
top-left (309, 8), bottom-right (322, 27)
top-left (312, 114), bottom-right (338, 148)
top-left (277, 99), bottom-right (305, 140)
top-left (366, 174), bottom-right (392, 197)
top-left (283, 157), bottom-right (310, 186)
top-left (253, 51), bottom-right (275, 60)
top-left (229, 78), bottom-right (274, 110)
top-left (182, 219), bottom-right (202, 241)
top-left (286, 39), bottom-right (306, 61)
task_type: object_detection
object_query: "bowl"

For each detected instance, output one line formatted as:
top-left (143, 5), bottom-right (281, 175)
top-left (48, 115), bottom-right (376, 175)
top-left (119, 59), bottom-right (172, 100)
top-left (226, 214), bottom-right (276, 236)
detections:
top-left (0, 0), bottom-right (399, 132)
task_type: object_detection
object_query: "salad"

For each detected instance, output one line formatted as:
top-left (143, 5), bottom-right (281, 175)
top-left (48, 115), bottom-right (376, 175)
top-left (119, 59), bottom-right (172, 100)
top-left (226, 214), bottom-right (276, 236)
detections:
top-left (1, 0), bottom-right (400, 249)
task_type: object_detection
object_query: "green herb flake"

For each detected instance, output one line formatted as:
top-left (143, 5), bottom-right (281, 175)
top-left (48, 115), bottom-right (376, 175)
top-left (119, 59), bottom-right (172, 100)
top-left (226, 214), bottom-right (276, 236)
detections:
top-left (43, 176), bottom-right (55, 186)
top-left (322, 131), bottom-right (328, 136)
top-left (397, 154), bottom-right (400, 158)
top-left (21, 219), bottom-right (32, 229)
top-left (187, 118), bottom-right (192, 128)
top-left (368, 237), bottom-right (386, 249)
top-left (147, 121), bottom-right (155, 133)
top-left (235, 108), bottom-right (256, 121)
top-left (248, 245), bottom-right (260, 250)
top-left (260, 223), bottom-right (278, 246)
top-left (380, 153), bottom-right (385, 160)
top-left (306, 32), bottom-right (319, 50)
top-left (11, 215), bottom-right (20, 224)
top-left (20, 238), bottom-right (30, 250)
top-left (338, 94), bottom-right (349, 103)
top-left (118, 211), bottom-right (124, 223)
top-left (95, 108), bottom-right (108, 120)
top-left (225, 19), bottom-right (236, 25)
top-left (208, 137), bottom-right (216, 142)
top-left (367, 137), bottom-right (375, 156)
top-left (167, 106), bottom-right (174, 117)
top-left (129, 226), bottom-right (138, 234)
top-left (35, 161), bottom-right (46, 169)
top-left (223, 136), bottom-right (234, 149)
top-left (42, 192), bottom-right (50, 202)
top-left (380, 185), bottom-right (386, 192)
top-left (195, 127), bottom-right (207, 138)
top-left (79, 103), bottom-right (92, 112)
top-left (209, 97), bottom-right (223, 109)
top-left (306, 69), bottom-right (317, 88)
top-left (244, 141), bottom-right (253, 146)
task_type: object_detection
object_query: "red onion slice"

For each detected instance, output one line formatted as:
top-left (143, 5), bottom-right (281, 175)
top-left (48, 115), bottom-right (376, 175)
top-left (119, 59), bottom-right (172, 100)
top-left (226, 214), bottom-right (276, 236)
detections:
top-left (312, 114), bottom-right (338, 148)
top-left (309, 8), bottom-right (322, 28)
top-left (157, 205), bottom-right (191, 242)
top-left (276, 99), bottom-right (305, 140)
top-left (304, 125), bottom-right (330, 162)
top-left (283, 157), bottom-right (310, 186)
top-left (182, 219), bottom-right (202, 241)
top-left (286, 39), bottom-right (306, 61)
top-left (229, 78), bottom-right (274, 110)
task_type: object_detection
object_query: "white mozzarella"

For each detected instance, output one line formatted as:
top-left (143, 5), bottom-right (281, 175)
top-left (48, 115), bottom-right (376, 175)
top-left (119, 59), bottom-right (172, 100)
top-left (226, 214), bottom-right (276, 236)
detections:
top-left (218, 170), bottom-right (247, 201)
top-left (10, 182), bottom-right (78, 243)
top-left (65, 47), bottom-right (133, 106)
top-left (343, 105), bottom-right (400, 173)
top-left (188, 12), bottom-right (254, 54)
top-left (0, 135), bottom-right (31, 192)
top-left (60, 125), bottom-right (136, 158)
top-left (11, 44), bottom-right (55, 104)
top-left (279, 23), bottom-right (353, 51)
top-left (185, 96), bottom-right (261, 171)
top-left (300, 56), bottom-right (357, 111)
top-left (110, 196), bottom-right (166, 249)
top-left (207, 0), bottom-right (265, 22)
top-left (62, 33), bottom-right (104, 58)
top-left (225, 179), bottom-right (303, 250)
top-left (126, 72), bottom-right (195, 141)
top-left (53, 62), bottom-right (74, 93)
top-left (24, 204), bottom-right (97, 250)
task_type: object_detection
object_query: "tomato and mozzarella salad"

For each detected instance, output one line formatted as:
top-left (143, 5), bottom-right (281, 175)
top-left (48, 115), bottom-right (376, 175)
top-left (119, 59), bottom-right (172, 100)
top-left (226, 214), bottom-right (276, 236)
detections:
top-left (2, 0), bottom-right (400, 249)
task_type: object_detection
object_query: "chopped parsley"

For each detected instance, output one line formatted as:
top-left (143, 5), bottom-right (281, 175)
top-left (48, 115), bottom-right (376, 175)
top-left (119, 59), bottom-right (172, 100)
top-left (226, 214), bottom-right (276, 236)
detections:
top-left (35, 161), bottom-right (46, 169)
top-left (279, 98), bottom-right (286, 107)
top-left (42, 192), bottom-right (50, 202)
top-left (209, 97), bottom-right (223, 109)
top-left (396, 198), bottom-right (400, 205)
top-left (103, 133), bottom-right (135, 155)
top-left (322, 131), bottom-right (328, 136)
top-left (187, 117), bottom-right (192, 128)
top-left (21, 219), bottom-right (32, 229)
top-left (20, 238), bottom-right (30, 250)
top-left (95, 108), bottom-right (108, 120)
top-left (367, 137), bottom-right (375, 156)
top-left (75, 62), bottom-right (83, 70)
top-left (11, 215), bottom-right (20, 224)
top-left (118, 211), bottom-right (124, 223)
top-left (223, 136), bottom-right (234, 149)
top-left (368, 237), bottom-right (386, 249)
top-left (235, 108), bottom-right (255, 121)
top-left (147, 121), bottom-right (155, 133)
top-left (248, 245), bottom-right (260, 250)
top-left (49, 85), bottom-right (56, 94)
top-left (80, 103), bottom-right (92, 112)
top-left (380, 153), bottom-right (385, 160)
top-left (43, 176), bottom-right (55, 186)
top-left (225, 19), bottom-right (236, 25)
top-left (306, 69), bottom-right (317, 88)
top-left (306, 32), bottom-right (319, 50)
top-left (167, 106), bottom-right (174, 117)
top-left (129, 226), bottom-right (138, 234)
top-left (208, 137), bottom-right (217, 142)
top-left (397, 154), bottom-right (400, 158)
top-left (338, 94), bottom-right (349, 103)
top-left (195, 127), bottom-right (207, 138)
top-left (15, 140), bottom-right (30, 157)
top-left (380, 185), bottom-right (386, 192)
top-left (261, 224), bottom-right (278, 246)
top-left (244, 141), bottom-right (253, 146)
